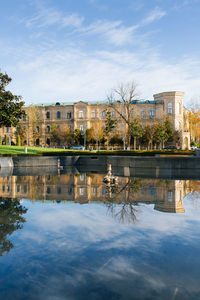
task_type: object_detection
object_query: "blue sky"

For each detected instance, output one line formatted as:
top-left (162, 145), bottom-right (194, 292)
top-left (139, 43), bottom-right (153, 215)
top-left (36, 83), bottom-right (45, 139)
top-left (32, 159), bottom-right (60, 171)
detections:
top-left (0, 0), bottom-right (200, 105)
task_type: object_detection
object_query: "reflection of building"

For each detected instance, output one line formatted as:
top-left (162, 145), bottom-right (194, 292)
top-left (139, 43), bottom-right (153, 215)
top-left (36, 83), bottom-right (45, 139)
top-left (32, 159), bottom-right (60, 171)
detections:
top-left (0, 174), bottom-right (197, 213)
top-left (0, 91), bottom-right (190, 149)
top-left (154, 180), bottom-right (186, 213)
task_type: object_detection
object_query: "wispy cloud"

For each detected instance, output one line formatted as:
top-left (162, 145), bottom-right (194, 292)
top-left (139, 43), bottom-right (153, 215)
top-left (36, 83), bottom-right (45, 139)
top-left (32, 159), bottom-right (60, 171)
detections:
top-left (141, 7), bottom-right (166, 26)
top-left (20, 5), bottom-right (84, 29)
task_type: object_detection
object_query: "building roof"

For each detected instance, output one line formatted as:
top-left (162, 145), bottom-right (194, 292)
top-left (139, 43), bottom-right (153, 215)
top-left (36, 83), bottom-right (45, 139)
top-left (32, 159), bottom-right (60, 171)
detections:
top-left (26, 99), bottom-right (162, 107)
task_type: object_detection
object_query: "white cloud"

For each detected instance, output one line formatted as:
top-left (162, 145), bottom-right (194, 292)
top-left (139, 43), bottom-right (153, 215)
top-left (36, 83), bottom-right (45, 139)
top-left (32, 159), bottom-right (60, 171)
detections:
top-left (20, 5), bottom-right (84, 29)
top-left (6, 44), bottom-right (200, 105)
top-left (141, 7), bottom-right (166, 26)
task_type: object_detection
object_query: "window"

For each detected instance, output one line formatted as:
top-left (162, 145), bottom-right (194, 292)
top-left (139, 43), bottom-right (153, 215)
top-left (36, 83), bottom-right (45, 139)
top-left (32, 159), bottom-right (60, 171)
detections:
top-left (24, 185), bottom-right (27, 193)
top-left (17, 185), bottom-right (20, 193)
top-left (6, 127), bottom-right (9, 133)
top-left (68, 187), bottom-right (72, 195)
top-left (79, 111), bottom-right (83, 118)
top-left (46, 111), bottom-right (50, 119)
top-left (101, 187), bottom-right (106, 195)
top-left (36, 138), bottom-right (40, 146)
top-left (149, 109), bottom-right (155, 118)
top-left (23, 115), bottom-right (26, 121)
top-left (2, 185), bottom-right (5, 192)
top-left (168, 190), bottom-right (173, 202)
top-left (92, 187), bottom-right (96, 195)
top-left (101, 110), bottom-right (105, 118)
top-left (67, 112), bottom-right (71, 119)
top-left (111, 110), bottom-right (115, 117)
top-left (46, 126), bottom-right (50, 133)
top-left (57, 187), bottom-right (61, 194)
top-left (168, 103), bottom-right (172, 114)
top-left (150, 187), bottom-right (155, 196)
top-left (46, 187), bottom-right (51, 194)
top-left (57, 111), bottom-right (61, 119)
top-left (79, 187), bottom-right (84, 195)
top-left (91, 111), bottom-right (95, 118)
top-left (80, 125), bottom-right (84, 131)
top-left (36, 126), bottom-right (39, 132)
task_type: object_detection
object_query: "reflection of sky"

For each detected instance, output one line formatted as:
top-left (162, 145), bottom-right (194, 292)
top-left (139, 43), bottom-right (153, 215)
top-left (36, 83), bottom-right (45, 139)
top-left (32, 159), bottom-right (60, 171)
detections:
top-left (0, 194), bottom-right (200, 299)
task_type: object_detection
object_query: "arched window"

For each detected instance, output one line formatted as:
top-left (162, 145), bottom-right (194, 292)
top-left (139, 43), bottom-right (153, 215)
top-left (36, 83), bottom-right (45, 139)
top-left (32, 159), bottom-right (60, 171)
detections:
top-left (57, 111), bottom-right (61, 119)
top-left (46, 111), bottom-right (50, 119)
top-left (46, 138), bottom-right (50, 146)
top-left (36, 126), bottom-right (39, 132)
top-left (46, 125), bottom-right (50, 133)
top-left (168, 103), bottom-right (172, 114)
top-left (36, 138), bottom-right (40, 146)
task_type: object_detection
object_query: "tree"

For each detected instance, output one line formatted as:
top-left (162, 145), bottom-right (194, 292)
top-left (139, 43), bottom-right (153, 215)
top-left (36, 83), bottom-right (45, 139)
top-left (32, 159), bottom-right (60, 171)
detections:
top-left (73, 129), bottom-right (84, 145)
top-left (104, 109), bottom-right (117, 149)
top-left (140, 124), bottom-right (154, 149)
top-left (164, 117), bottom-right (173, 142)
top-left (50, 123), bottom-right (59, 146)
top-left (0, 197), bottom-right (27, 256)
top-left (0, 71), bottom-right (25, 128)
top-left (58, 125), bottom-right (73, 147)
top-left (15, 124), bottom-right (26, 145)
top-left (91, 121), bottom-right (104, 149)
top-left (129, 118), bottom-right (143, 150)
top-left (107, 81), bottom-right (138, 147)
top-left (173, 130), bottom-right (181, 148)
top-left (26, 105), bottom-right (41, 146)
top-left (86, 128), bottom-right (94, 146)
top-left (188, 108), bottom-right (200, 144)
top-left (153, 122), bottom-right (168, 149)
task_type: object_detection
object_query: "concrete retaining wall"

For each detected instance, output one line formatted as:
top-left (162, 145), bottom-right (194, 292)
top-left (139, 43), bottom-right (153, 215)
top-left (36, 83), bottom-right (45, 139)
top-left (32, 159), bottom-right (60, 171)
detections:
top-left (12, 156), bottom-right (78, 167)
top-left (0, 157), bottom-right (14, 168)
top-left (76, 155), bottom-right (200, 170)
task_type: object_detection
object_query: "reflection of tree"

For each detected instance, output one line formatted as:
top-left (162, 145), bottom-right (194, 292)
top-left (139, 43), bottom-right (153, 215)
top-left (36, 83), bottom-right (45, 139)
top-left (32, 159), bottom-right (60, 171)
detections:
top-left (104, 178), bottom-right (142, 224)
top-left (0, 198), bottom-right (27, 256)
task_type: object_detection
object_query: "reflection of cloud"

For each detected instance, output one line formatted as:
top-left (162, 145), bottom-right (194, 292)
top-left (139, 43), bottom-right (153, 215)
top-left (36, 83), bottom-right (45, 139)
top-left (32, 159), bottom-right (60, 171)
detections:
top-left (7, 193), bottom-right (200, 299)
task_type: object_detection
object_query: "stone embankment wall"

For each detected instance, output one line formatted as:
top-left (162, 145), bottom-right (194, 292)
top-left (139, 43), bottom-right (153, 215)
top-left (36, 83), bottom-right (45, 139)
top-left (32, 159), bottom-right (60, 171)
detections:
top-left (76, 155), bottom-right (200, 169)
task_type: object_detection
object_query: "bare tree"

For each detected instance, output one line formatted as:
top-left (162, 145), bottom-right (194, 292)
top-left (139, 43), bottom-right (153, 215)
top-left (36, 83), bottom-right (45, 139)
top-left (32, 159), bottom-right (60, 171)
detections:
top-left (107, 81), bottom-right (139, 148)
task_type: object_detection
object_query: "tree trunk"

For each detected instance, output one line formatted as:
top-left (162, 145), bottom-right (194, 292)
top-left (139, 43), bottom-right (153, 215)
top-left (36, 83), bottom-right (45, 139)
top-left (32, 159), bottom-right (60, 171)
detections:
top-left (134, 136), bottom-right (136, 150)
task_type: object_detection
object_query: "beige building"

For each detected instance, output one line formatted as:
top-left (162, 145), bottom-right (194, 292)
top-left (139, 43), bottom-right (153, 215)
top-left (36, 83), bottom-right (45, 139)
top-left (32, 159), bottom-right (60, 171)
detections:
top-left (0, 91), bottom-right (190, 149)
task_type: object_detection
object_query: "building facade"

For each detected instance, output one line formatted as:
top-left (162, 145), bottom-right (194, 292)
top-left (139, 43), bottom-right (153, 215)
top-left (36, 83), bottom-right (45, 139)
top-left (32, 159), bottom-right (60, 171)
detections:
top-left (0, 91), bottom-right (190, 149)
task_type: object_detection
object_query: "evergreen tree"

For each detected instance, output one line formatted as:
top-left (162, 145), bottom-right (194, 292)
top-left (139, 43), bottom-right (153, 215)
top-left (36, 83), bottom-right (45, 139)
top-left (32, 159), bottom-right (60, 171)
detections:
top-left (129, 118), bottom-right (143, 149)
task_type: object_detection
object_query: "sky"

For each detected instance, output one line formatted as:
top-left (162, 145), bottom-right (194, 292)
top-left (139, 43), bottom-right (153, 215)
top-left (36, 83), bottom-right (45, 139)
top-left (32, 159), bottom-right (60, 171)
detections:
top-left (0, 0), bottom-right (200, 105)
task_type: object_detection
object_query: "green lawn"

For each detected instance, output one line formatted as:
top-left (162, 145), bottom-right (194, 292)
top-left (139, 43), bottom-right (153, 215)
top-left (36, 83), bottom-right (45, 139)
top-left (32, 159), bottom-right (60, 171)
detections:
top-left (0, 145), bottom-right (67, 155)
top-left (0, 145), bottom-right (194, 156)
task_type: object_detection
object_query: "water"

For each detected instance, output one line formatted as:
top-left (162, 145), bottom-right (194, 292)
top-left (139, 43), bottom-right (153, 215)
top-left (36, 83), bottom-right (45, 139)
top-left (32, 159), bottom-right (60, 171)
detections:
top-left (0, 170), bottom-right (200, 300)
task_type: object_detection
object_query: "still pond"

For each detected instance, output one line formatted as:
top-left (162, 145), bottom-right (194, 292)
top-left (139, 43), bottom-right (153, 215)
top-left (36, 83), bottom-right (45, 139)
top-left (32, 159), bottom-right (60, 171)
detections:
top-left (0, 170), bottom-right (200, 300)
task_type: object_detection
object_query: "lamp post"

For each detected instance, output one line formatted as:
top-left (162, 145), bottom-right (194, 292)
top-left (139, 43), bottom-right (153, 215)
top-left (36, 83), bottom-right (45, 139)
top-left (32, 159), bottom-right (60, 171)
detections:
top-left (84, 129), bottom-right (86, 150)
